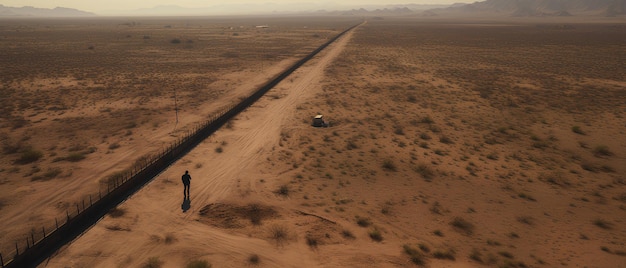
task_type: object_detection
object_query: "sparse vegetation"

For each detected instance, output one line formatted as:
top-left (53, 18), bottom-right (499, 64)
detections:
top-left (108, 207), bottom-right (126, 218)
top-left (382, 159), bottom-right (397, 171)
top-left (142, 257), bottom-right (163, 268)
top-left (15, 148), bottom-right (43, 164)
top-left (593, 145), bottom-right (613, 157)
top-left (414, 163), bottom-right (434, 181)
top-left (432, 248), bottom-right (456, 260)
top-left (186, 260), bottom-right (211, 268)
top-left (571, 126), bottom-right (585, 135)
top-left (356, 216), bottom-right (372, 227)
top-left (269, 224), bottom-right (289, 245)
top-left (403, 244), bottom-right (426, 265)
top-left (369, 228), bottom-right (383, 242)
top-left (342, 229), bottom-right (355, 239)
top-left (248, 254), bottom-right (260, 264)
top-left (450, 217), bottom-right (474, 235)
top-left (593, 219), bottom-right (612, 230)
top-left (275, 184), bottom-right (289, 197)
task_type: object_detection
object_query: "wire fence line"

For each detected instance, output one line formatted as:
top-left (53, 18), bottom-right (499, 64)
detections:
top-left (0, 21), bottom-right (361, 268)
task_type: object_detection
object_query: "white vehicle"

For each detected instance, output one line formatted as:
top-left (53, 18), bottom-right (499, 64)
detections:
top-left (311, 114), bottom-right (329, 127)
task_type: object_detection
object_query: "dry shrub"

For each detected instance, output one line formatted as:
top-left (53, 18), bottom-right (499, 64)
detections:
top-left (142, 257), bottom-right (163, 268)
top-left (248, 254), bottom-right (260, 264)
top-left (415, 163), bottom-right (434, 181)
top-left (403, 244), bottom-right (426, 265)
top-left (269, 224), bottom-right (290, 245)
top-left (382, 159), bottom-right (397, 171)
top-left (432, 248), bottom-right (456, 260)
top-left (186, 260), bottom-right (211, 268)
top-left (108, 207), bottom-right (126, 218)
top-left (356, 216), bottom-right (371, 227)
top-left (450, 217), bottom-right (474, 235)
top-left (15, 148), bottom-right (43, 164)
top-left (369, 228), bottom-right (383, 242)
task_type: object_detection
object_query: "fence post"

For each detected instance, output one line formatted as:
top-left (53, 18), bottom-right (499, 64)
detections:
top-left (55, 218), bottom-right (59, 230)
top-left (15, 242), bottom-right (19, 256)
top-left (1, 252), bottom-right (4, 267)
top-left (67, 210), bottom-right (70, 221)
top-left (42, 226), bottom-right (46, 238)
top-left (76, 204), bottom-right (80, 215)
top-left (31, 231), bottom-right (35, 246)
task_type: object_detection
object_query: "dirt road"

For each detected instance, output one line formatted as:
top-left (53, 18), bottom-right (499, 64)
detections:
top-left (43, 26), bottom-right (358, 268)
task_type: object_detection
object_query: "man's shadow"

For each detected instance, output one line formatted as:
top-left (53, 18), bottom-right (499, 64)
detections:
top-left (181, 197), bottom-right (191, 213)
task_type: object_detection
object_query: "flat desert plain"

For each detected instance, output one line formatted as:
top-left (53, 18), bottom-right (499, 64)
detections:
top-left (1, 16), bottom-right (626, 268)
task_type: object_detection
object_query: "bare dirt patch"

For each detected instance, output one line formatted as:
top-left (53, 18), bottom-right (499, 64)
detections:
top-left (198, 202), bottom-right (279, 228)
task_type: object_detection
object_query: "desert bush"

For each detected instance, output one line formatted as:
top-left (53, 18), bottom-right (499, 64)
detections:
top-left (346, 140), bottom-right (358, 150)
top-left (382, 159), bottom-right (397, 171)
top-left (186, 260), bottom-right (211, 268)
top-left (517, 192), bottom-right (536, 201)
top-left (450, 217), bottom-right (474, 235)
top-left (342, 229), bottom-right (355, 239)
top-left (171, 38), bottom-right (181, 44)
top-left (539, 172), bottom-right (570, 187)
top-left (394, 126), bottom-right (405, 135)
top-left (593, 145), bottom-right (613, 157)
top-left (356, 216), bottom-right (371, 227)
top-left (66, 152), bottom-right (86, 162)
top-left (215, 146), bottom-right (223, 153)
top-left (439, 135), bottom-right (453, 144)
top-left (407, 95), bottom-right (418, 103)
top-left (420, 116), bottom-right (434, 124)
top-left (164, 233), bottom-right (176, 244)
top-left (275, 184), bottom-right (289, 196)
top-left (432, 248), bottom-right (456, 260)
top-left (498, 251), bottom-right (514, 259)
top-left (15, 148), bottom-right (43, 164)
top-left (31, 168), bottom-right (62, 181)
top-left (306, 235), bottom-right (318, 248)
top-left (269, 224), bottom-right (289, 244)
top-left (2, 141), bottom-right (22, 154)
top-left (593, 219), bottom-right (612, 230)
top-left (248, 254), bottom-right (260, 264)
top-left (143, 257), bottom-right (163, 268)
top-left (430, 201), bottom-right (443, 215)
top-left (420, 132), bottom-right (431, 140)
top-left (108, 207), bottom-right (126, 218)
top-left (572, 126), bottom-right (585, 135)
top-left (108, 142), bottom-right (120, 150)
top-left (369, 228), bottom-right (383, 242)
top-left (517, 216), bottom-right (534, 225)
top-left (469, 248), bottom-right (483, 263)
top-left (403, 244), bottom-right (426, 265)
top-left (433, 230), bottom-right (443, 237)
top-left (415, 163), bottom-right (434, 181)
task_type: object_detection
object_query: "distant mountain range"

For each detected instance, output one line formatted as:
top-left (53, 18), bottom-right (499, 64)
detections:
top-left (0, 4), bottom-right (94, 17)
top-left (438, 0), bottom-right (626, 16)
top-left (0, 0), bottom-right (624, 17)
top-left (104, 4), bottom-right (447, 16)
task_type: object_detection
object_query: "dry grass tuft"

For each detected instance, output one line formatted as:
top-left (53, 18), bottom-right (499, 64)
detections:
top-left (450, 217), bottom-right (474, 235)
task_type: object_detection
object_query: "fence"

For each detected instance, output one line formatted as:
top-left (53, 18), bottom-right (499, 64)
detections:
top-left (0, 21), bottom-right (361, 268)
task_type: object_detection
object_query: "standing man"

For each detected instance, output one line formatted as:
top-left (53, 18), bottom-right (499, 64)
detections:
top-left (182, 170), bottom-right (191, 198)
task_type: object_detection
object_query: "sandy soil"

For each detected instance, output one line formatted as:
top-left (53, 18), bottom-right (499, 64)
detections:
top-left (0, 17), bottom-right (356, 261)
top-left (2, 16), bottom-right (625, 268)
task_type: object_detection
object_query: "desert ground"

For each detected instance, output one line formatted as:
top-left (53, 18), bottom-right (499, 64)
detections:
top-left (1, 16), bottom-right (625, 268)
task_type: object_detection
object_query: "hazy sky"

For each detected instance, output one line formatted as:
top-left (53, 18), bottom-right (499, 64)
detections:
top-left (1, 1), bottom-right (474, 13)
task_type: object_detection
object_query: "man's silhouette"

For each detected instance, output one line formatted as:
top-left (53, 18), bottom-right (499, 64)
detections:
top-left (182, 170), bottom-right (191, 197)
